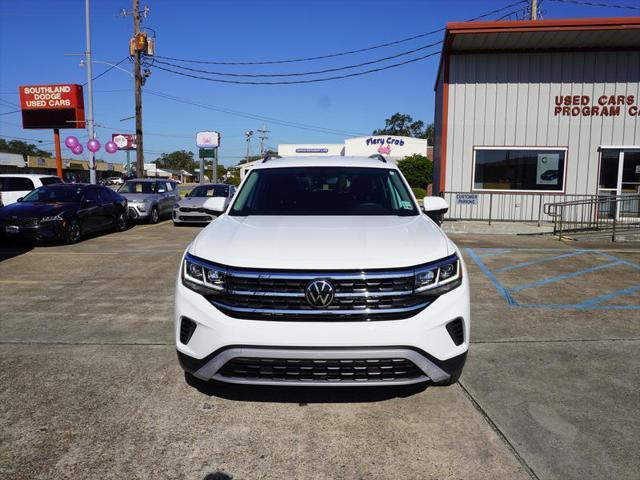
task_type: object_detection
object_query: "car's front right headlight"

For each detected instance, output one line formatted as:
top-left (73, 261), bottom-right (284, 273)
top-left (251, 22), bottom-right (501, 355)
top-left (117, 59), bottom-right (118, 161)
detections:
top-left (414, 254), bottom-right (462, 296)
top-left (182, 253), bottom-right (227, 296)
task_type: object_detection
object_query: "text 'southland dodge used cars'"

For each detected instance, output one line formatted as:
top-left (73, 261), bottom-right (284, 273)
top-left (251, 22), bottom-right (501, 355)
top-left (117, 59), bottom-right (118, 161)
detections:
top-left (175, 156), bottom-right (469, 387)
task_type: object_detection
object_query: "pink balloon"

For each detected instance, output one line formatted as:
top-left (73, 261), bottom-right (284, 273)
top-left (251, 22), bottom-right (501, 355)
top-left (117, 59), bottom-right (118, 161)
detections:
top-left (64, 136), bottom-right (79, 149)
top-left (104, 141), bottom-right (118, 154)
top-left (87, 138), bottom-right (101, 153)
top-left (72, 144), bottom-right (83, 155)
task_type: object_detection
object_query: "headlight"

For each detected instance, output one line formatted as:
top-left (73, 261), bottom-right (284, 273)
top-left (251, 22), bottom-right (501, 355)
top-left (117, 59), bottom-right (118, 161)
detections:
top-left (182, 253), bottom-right (226, 295)
top-left (40, 214), bottom-right (63, 222)
top-left (415, 254), bottom-right (462, 296)
top-left (135, 203), bottom-right (147, 212)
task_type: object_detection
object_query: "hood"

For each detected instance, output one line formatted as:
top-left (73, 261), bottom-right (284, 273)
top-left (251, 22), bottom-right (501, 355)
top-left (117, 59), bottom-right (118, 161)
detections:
top-left (177, 197), bottom-right (208, 208)
top-left (119, 193), bottom-right (159, 202)
top-left (0, 202), bottom-right (72, 219)
top-left (190, 215), bottom-right (452, 270)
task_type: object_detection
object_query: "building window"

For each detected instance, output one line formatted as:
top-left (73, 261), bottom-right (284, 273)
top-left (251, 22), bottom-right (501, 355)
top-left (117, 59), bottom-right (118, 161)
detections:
top-left (473, 147), bottom-right (567, 192)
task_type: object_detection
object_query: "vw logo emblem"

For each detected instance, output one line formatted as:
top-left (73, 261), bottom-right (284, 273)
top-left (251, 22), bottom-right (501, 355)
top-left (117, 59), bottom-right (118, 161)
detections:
top-left (305, 279), bottom-right (335, 309)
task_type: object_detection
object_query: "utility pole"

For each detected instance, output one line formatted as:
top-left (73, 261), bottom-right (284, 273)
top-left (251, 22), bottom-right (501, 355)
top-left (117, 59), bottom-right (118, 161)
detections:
top-left (133, 0), bottom-right (144, 178)
top-left (530, 0), bottom-right (538, 20)
top-left (245, 130), bottom-right (253, 161)
top-left (257, 125), bottom-right (269, 156)
top-left (84, 0), bottom-right (96, 184)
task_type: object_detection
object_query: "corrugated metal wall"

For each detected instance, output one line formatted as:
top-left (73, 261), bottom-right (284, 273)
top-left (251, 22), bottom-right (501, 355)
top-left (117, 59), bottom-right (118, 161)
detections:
top-left (445, 50), bottom-right (640, 194)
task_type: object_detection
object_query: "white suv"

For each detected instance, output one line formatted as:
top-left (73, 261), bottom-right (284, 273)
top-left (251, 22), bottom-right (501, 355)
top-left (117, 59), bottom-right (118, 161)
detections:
top-left (175, 156), bottom-right (469, 387)
top-left (0, 174), bottom-right (62, 206)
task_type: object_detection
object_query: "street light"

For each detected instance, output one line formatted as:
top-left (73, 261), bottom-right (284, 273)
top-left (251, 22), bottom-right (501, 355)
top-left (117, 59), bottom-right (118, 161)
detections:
top-left (79, 58), bottom-right (134, 78)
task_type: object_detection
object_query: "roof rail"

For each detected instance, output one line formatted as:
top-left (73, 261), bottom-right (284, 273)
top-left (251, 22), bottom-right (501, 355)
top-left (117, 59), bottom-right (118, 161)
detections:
top-left (262, 154), bottom-right (282, 163)
top-left (368, 154), bottom-right (387, 163)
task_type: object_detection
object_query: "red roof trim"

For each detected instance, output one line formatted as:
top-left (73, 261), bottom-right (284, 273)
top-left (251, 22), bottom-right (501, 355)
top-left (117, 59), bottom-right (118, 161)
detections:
top-left (446, 16), bottom-right (640, 34)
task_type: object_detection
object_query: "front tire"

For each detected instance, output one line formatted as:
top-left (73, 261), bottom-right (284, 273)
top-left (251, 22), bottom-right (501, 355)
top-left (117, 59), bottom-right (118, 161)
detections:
top-left (148, 206), bottom-right (159, 224)
top-left (114, 210), bottom-right (128, 231)
top-left (65, 219), bottom-right (81, 244)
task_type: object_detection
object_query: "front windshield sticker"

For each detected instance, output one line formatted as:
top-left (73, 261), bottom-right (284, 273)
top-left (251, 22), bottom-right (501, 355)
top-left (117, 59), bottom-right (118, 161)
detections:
top-left (400, 200), bottom-right (413, 210)
top-left (135, 184), bottom-right (142, 193)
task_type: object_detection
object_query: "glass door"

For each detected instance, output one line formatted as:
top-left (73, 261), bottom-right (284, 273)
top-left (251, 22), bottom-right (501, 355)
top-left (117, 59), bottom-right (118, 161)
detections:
top-left (598, 148), bottom-right (640, 219)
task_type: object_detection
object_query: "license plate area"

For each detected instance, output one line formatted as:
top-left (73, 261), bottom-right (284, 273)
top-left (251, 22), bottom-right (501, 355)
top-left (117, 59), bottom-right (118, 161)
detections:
top-left (5, 225), bottom-right (19, 234)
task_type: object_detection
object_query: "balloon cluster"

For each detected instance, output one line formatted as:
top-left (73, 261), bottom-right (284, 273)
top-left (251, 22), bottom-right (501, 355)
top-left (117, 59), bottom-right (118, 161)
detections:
top-left (64, 136), bottom-right (118, 156)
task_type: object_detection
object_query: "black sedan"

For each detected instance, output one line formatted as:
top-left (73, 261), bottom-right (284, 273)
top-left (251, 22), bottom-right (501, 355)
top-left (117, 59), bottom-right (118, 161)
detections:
top-left (0, 184), bottom-right (128, 244)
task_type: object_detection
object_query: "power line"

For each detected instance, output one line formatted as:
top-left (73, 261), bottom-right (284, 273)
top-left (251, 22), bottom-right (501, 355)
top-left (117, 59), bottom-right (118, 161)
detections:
top-left (84, 56), bottom-right (131, 85)
top-left (547, 0), bottom-right (640, 10)
top-left (153, 39), bottom-right (443, 78)
top-left (153, 0), bottom-right (527, 66)
top-left (0, 98), bottom-right (19, 108)
top-left (0, 110), bottom-right (20, 116)
top-left (145, 89), bottom-right (366, 137)
top-left (151, 50), bottom-right (440, 85)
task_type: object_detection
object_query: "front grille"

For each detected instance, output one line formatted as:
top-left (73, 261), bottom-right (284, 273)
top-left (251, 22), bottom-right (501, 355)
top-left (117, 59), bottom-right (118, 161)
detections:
top-left (179, 215), bottom-right (211, 222)
top-left (3, 217), bottom-right (39, 227)
top-left (218, 356), bottom-right (425, 383)
top-left (211, 268), bottom-right (428, 321)
top-left (446, 318), bottom-right (464, 346)
top-left (180, 207), bottom-right (205, 213)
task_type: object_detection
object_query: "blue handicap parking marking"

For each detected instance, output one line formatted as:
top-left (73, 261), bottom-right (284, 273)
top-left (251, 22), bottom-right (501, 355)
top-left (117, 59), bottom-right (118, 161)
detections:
top-left (466, 247), bottom-right (640, 310)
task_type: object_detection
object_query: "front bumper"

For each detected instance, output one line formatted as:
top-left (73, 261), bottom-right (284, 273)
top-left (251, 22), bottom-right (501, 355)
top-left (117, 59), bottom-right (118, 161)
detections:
top-left (173, 209), bottom-right (215, 223)
top-left (1, 221), bottom-right (65, 242)
top-left (174, 263), bottom-right (470, 386)
top-left (128, 205), bottom-right (149, 219)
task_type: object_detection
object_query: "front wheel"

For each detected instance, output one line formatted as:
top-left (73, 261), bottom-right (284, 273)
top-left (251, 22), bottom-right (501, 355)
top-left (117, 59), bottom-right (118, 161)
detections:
top-left (148, 206), bottom-right (159, 224)
top-left (65, 219), bottom-right (82, 244)
top-left (114, 210), bottom-right (128, 231)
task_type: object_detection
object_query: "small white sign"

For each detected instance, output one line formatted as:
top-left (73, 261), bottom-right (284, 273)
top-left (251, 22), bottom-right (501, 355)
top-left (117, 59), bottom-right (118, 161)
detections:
top-left (196, 131), bottom-right (220, 148)
top-left (635, 165), bottom-right (640, 174)
top-left (537, 153), bottom-right (560, 185)
top-left (456, 194), bottom-right (479, 205)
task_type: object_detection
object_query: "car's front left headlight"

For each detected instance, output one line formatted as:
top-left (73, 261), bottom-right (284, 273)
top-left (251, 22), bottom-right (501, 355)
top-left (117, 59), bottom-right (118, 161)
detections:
top-left (182, 253), bottom-right (226, 295)
top-left (415, 254), bottom-right (462, 296)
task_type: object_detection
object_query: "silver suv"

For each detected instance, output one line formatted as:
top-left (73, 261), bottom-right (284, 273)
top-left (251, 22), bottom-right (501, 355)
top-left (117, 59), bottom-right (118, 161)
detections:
top-left (118, 179), bottom-right (180, 223)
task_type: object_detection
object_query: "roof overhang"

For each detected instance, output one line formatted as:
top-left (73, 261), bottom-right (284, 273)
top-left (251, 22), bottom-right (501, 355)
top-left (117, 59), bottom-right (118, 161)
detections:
top-left (435, 17), bottom-right (640, 88)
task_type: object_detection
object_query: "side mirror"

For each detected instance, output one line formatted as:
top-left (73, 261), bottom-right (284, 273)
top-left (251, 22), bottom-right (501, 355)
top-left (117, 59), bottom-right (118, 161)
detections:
top-left (422, 196), bottom-right (448, 226)
top-left (203, 196), bottom-right (227, 213)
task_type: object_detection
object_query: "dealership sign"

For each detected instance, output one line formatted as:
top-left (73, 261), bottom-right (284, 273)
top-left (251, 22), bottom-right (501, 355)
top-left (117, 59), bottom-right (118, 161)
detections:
top-left (296, 148), bottom-right (329, 153)
top-left (19, 84), bottom-right (85, 129)
top-left (196, 131), bottom-right (220, 148)
top-left (111, 133), bottom-right (137, 150)
top-left (553, 95), bottom-right (640, 117)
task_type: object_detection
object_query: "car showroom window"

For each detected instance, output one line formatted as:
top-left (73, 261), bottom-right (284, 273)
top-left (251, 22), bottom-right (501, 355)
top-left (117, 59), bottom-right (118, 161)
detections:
top-left (473, 147), bottom-right (567, 192)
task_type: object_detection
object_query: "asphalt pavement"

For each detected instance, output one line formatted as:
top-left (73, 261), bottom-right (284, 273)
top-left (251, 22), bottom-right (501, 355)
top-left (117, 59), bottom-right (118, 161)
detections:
top-left (0, 223), bottom-right (638, 479)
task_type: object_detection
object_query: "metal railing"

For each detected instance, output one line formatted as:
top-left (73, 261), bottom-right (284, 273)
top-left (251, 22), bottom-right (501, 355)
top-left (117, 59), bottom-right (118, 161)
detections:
top-left (543, 194), bottom-right (640, 241)
top-left (441, 191), bottom-right (597, 225)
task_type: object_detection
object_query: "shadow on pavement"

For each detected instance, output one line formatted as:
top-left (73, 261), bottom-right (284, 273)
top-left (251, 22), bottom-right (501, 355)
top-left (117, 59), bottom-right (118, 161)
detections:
top-left (185, 373), bottom-right (429, 403)
top-left (0, 241), bottom-right (33, 262)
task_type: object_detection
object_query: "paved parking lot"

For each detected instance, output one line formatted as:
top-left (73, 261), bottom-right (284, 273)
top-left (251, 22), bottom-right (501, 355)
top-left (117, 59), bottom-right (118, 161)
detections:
top-left (1, 223), bottom-right (639, 479)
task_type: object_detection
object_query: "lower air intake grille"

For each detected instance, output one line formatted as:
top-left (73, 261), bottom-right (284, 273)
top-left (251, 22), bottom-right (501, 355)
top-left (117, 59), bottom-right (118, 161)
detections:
top-left (446, 318), bottom-right (464, 346)
top-left (218, 357), bottom-right (425, 383)
top-left (179, 317), bottom-right (197, 344)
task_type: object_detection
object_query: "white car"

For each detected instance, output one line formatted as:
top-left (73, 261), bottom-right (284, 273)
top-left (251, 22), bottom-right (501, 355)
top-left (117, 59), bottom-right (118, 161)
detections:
top-left (175, 156), bottom-right (469, 387)
top-left (0, 174), bottom-right (63, 206)
top-left (104, 177), bottom-right (124, 186)
top-left (173, 184), bottom-right (236, 225)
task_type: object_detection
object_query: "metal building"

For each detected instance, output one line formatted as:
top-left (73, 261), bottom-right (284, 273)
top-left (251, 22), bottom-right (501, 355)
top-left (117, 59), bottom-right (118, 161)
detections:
top-left (433, 17), bottom-right (640, 222)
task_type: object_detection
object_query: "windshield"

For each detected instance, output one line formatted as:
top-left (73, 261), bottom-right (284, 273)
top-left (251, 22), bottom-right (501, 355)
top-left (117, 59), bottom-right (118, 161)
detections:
top-left (189, 185), bottom-right (229, 197)
top-left (21, 186), bottom-right (82, 203)
top-left (230, 167), bottom-right (418, 216)
top-left (119, 181), bottom-right (157, 194)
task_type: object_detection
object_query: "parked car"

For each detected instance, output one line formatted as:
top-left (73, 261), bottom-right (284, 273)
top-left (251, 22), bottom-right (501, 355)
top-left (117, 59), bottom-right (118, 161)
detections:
top-left (175, 155), bottom-right (469, 388)
top-left (0, 183), bottom-right (128, 244)
top-left (173, 183), bottom-right (236, 225)
top-left (118, 178), bottom-right (180, 223)
top-left (104, 177), bottom-right (124, 186)
top-left (0, 174), bottom-right (62, 206)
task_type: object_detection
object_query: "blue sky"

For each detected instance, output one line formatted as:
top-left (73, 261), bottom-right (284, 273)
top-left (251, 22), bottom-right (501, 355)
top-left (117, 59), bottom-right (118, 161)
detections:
top-left (0, 0), bottom-right (636, 166)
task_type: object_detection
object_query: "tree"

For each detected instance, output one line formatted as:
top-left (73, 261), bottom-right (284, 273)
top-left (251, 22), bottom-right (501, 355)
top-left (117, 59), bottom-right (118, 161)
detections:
top-left (373, 113), bottom-right (434, 145)
top-left (397, 154), bottom-right (433, 190)
top-left (0, 138), bottom-right (51, 157)
top-left (156, 150), bottom-right (197, 172)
